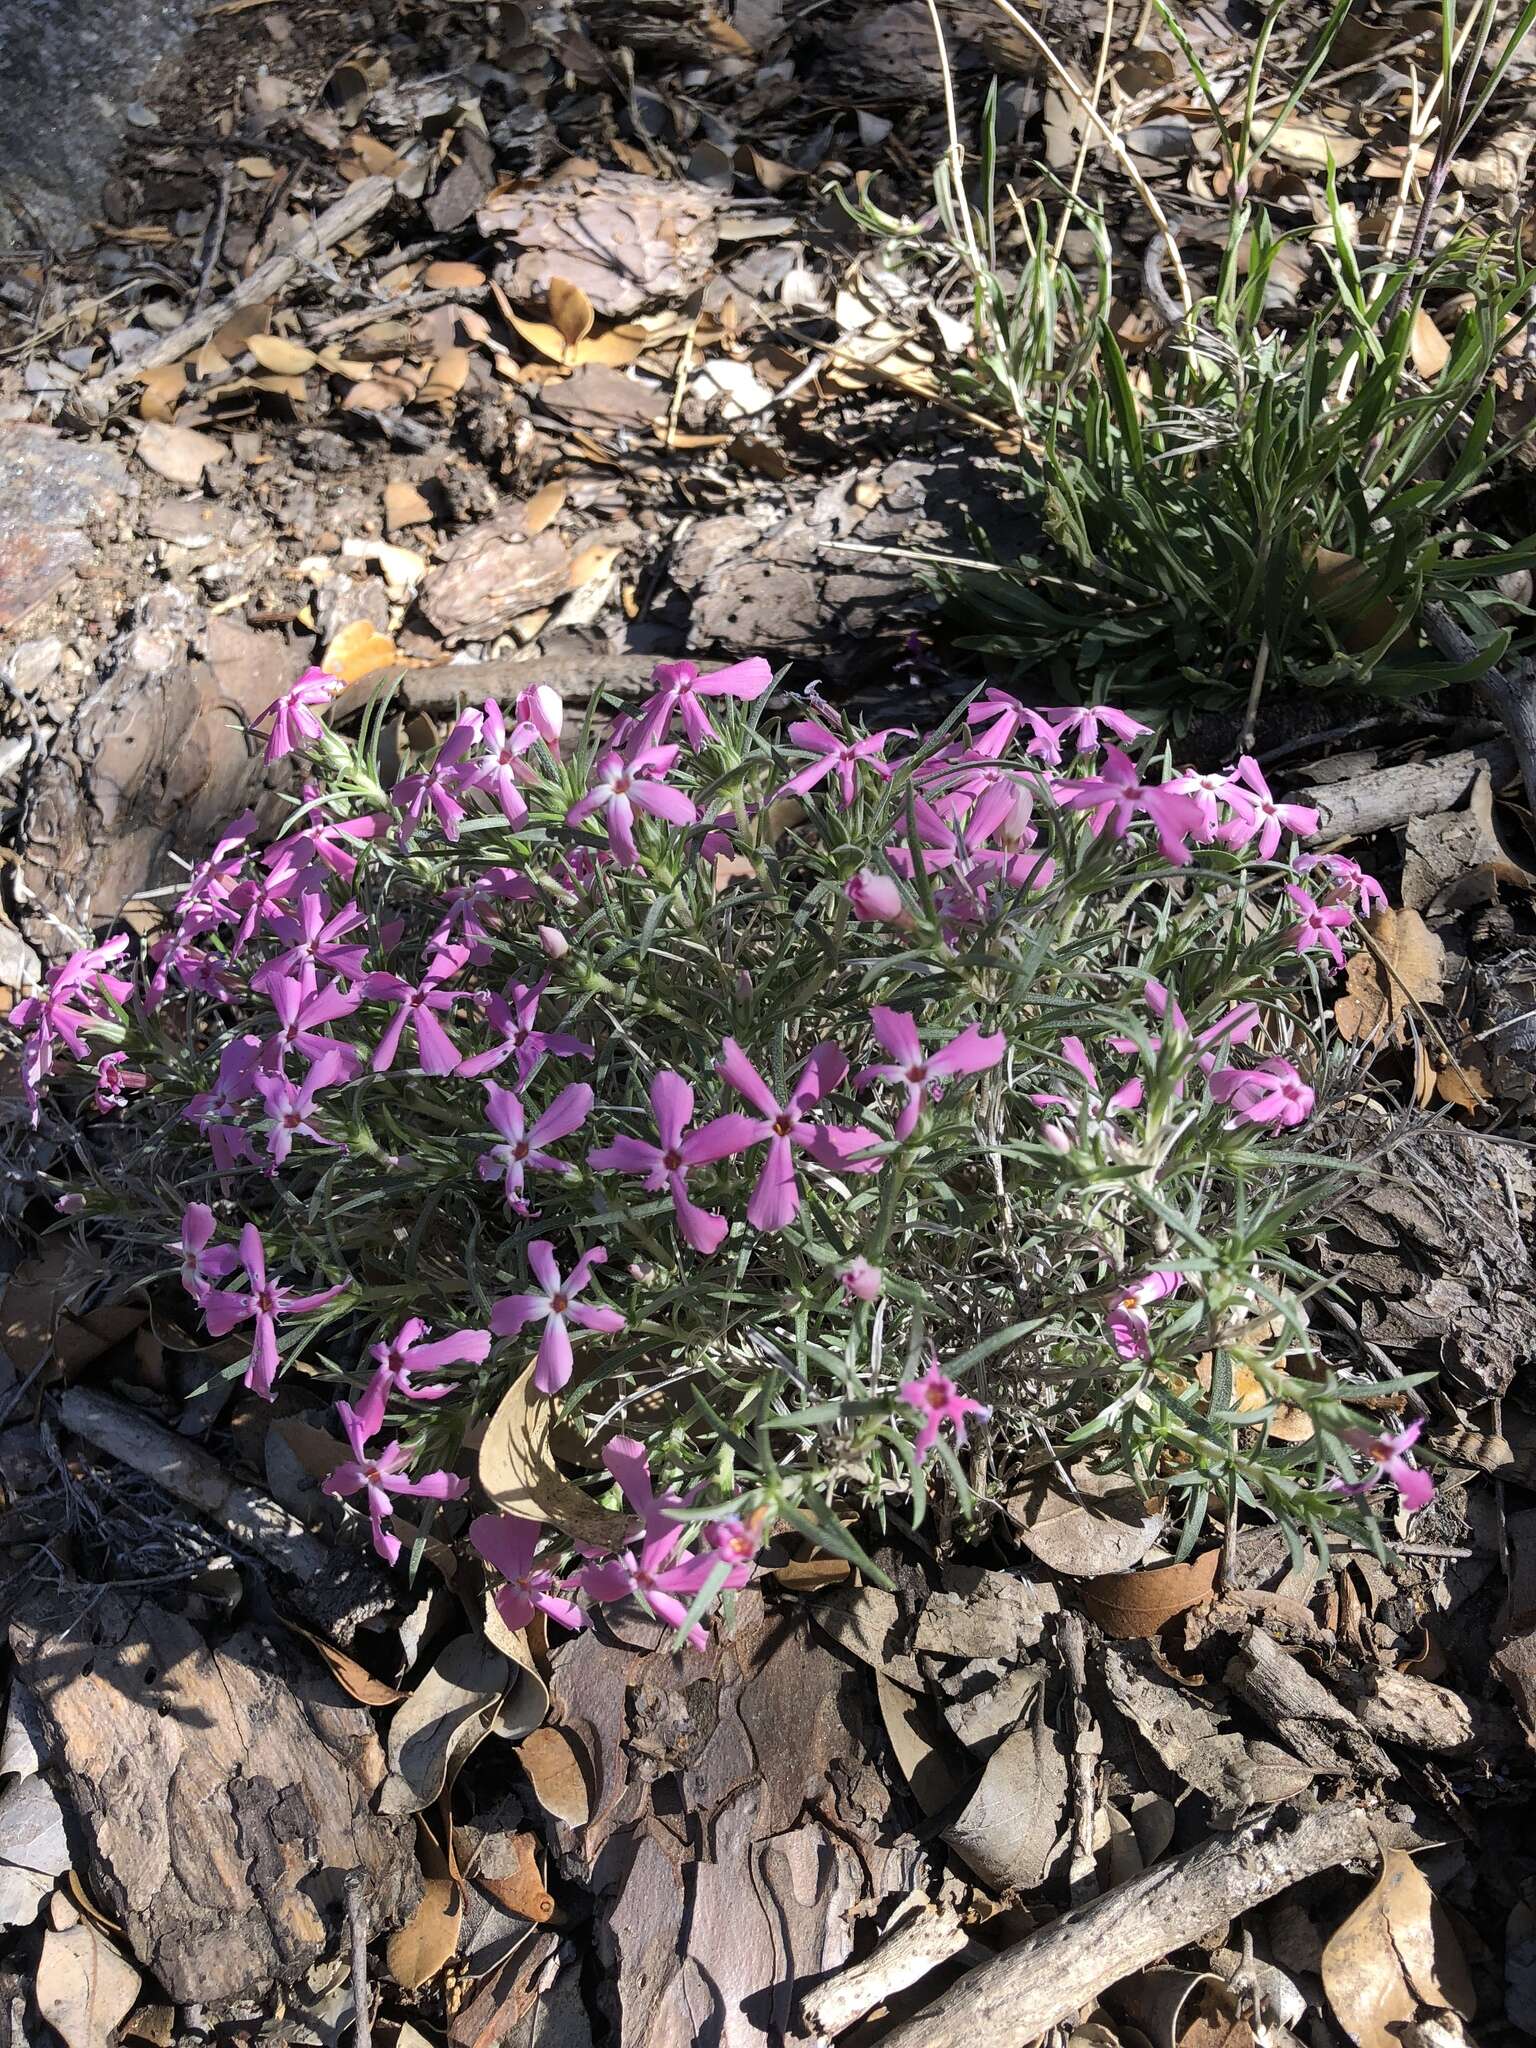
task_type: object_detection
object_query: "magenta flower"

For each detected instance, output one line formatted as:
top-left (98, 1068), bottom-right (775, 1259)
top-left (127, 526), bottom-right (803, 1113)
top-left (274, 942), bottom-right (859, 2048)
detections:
top-left (361, 944), bottom-right (471, 1075)
top-left (176, 1203), bottom-right (239, 1302)
top-left (1334, 1419), bottom-right (1434, 1514)
top-left (252, 1046), bottom-right (350, 1166)
top-left (1030, 1034), bottom-right (1143, 1151)
top-left (1209, 1056), bottom-right (1315, 1129)
top-left (514, 683), bottom-right (563, 754)
top-left (588, 1071), bottom-right (757, 1255)
top-left (92, 1051), bottom-right (146, 1113)
top-left (900, 1363), bottom-right (991, 1461)
top-left (477, 1081), bottom-right (594, 1211)
top-left (259, 891), bottom-right (370, 984)
top-left (1106, 1269), bottom-right (1187, 1361)
top-left (856, 1008), bottom-right (1006, 1140)
top-left (321, 1373), bottom-right (469, 1565)
top-left (1285, 884), bottom-right (1353, 971)
top-left (1166, 766), bottom-right (1249, 841)
top-left (1216, 757), bottom-right (1320, 859)
top-left (254, 666), bottom-right (343, 763)
top-left (577, 1440), bottom-right (750, 1649)
top-left (633, 655), bottom-right (773, 750)
top-left (491, 1241), bottom-right (625, 1394)
top-left (841, 1256), bottom-right (883, 1302)
top-left (1057, 747), bottom-right (1208, 866)
top-left (1295, 853), bottom-right (1387, 916)
top-left (457, 976), bottom-right (593, 1085)
top-left (714, 1039), bottom-right (881, 1231)
top-left (466, 701), bottom-right (536, 826)
top-left (11, 935), bottom-right (135, 1122)
top-left (776, 718), bottom-right (906, 808)
top-left (471, 1513), bottom-right (585, 1633)
top-left (568, 744), bottom-right (698, 867)
top-left (261, 969), bottom-right (361, 1073)
top-left (391, 711), bottom-right (481, 845)
top-left (370, 1317), bottom-right (491, 1401)
top-left (201, 1224), bottom-right (347, 1397)
top-left (1037, 703), bottom-right (1151, 757)
top-left (845, 869), bottom-right (911, 925)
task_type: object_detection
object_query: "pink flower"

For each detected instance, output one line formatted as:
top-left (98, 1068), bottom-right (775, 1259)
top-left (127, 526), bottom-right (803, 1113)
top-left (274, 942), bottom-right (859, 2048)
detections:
top-left (370, 1317), bottom-right (492, 1401)
top-left (92, 1051), bottom-right (146, 1113)
top-left (856, 1008), bottom-right (1006, 1140)
top-left (176, 1203), bottom-right (239, 1302)
top-left (11, 936), bottom-right (135, 1122)
top-left (1029, 1034), bottom-right (1143, 1151)
top-left (1285, 883), bottom-right (1353, 971)
top-left (391, 711), bottom-right (481, 845)
top-left (841, 1256), bottom-right (883, 1302)
top-left (1057, 747), bottom-right (1208, 866)
top-left (252, 1046), bottom-right (351, 1166)
top-left (538, 925), bottom-right (569, 960)
top-left (1033, 703), bottom-right (1151, 759)
top-left (568, 744), bottom-right (698, 867)
top-left (1209, 1056), bottom-right (1314, 1129)
top-left (254, 667), bottom-right (343, 763)
top-left (457, 976), bottom-right (593, 1085)
top-left (361, 945), bottom-right (471, 1075)
top-left (588, 1071), bottom-right (757, 1255)
top-left (201, 1224), bottom-right (348, 1398)
top-left (321, 1373), bottom-right (468, 1565)
top-left (258, 891), bottom-right (369, 984)
top-left (516, 683), bottom-right (563, 754)
top-left (471, 1513), bottom-right (585, 1633)
top-left (466, 701), bottom-right (536, 826)
top-left (1334, 1419), bottom-right (1434, 1514)
top-left (900, 1363), bottom-right (990, 1461)
top-left (261, 969), bottom-right (361, 1073)
top-left (845, 869), bottom-right (910, 925)
top-left (491, 1240), bottom-right (625, 1394)
top-left (705, 1512), bottom-right (765, 1567)
top-left (577, 1440), bottom-right (750, 1649)
top-left (1165, 766), bottom-right (1249, 841)
top-left (1106, 1269), bottom-right (1187, 1361)
top-left (776, 718), bottom-right (906, 808)
top-left (633, 655), bottom-right (773, 750)
top-left (477, 1081), bottom-right (594, 1211)
top-left (1294, 853), bottom-right (1386, 915)
top-left (714, 1039), bottom-right (881, 1231)
top-left (1216, 757), bottom-right (1319, 860)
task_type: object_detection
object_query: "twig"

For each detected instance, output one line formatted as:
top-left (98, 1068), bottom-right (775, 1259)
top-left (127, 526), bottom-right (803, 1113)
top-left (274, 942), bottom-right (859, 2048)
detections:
top-left (78, 174), bottom-right (398, 413)
top-left (1052, 0), bottom-right (1117, 265)
top-left (665, 308), bottom-right (701, 450)
top-left (876, 1805), bottom-right (1377, 2048)
top-left (1240, 631), bottom-right (1272, 752)
top-left (799, 1899), bottom-right (982, 2040)
top-left (345, 1871), bottom-right (372, 2048)
top-left (1295, 738), bottom-right (1517, 840)
top-left (308, 281), bottom-right (490, 339)
top-left (191, 165), bottom-right (235, 316)
top-left (1058, 1614), bottom-right (1101, 1907)
top-left (922, 0), bottom-right (983, 273)
top-left (1423, 600), bottom-right (1536, 819)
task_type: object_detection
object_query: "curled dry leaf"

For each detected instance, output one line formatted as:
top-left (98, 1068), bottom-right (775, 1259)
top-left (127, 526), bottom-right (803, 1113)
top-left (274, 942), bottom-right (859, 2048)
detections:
top-left (287, 1622), bottom-right (408, 1707)
top-left (247, 333), bottom-right (318, 375)
top-left (136, 363), bottom-right (186, 423)
top-left (875, 1669), bottom-right (966, 1815)
top-left (516, 1724), bottom-right (592, 1827)
top-left (1307, 548), bottom-right (1406, 654)
top-left (1008, 1468), bottom-right (1164, 1577)
top-left (420, 347), bottom-right (472, 406)
top-left (321, 617), bottom-right (400, 683)
top-left (1410, 309), bottom-right (1452, 380)
top-left (425, 260), bottom-right (488, 290)
top-left (548, 276), bottom-right (595, 352)
top-left (1321, 1849), bottom-right (1475, 2048)
top-left (1080, 1547), bottom-right (1220, 1640)
top-left (380, 1633), bottom-right (511, 1816)
top-left (478, 1363), bottom-right (631, 1547)
top-left (473, 1830), bottom-right (554, 1924)
top-left (944, 1689), bottom-right (1068, 1895)
top-left (35, 1922), bottom-right (142, 2048)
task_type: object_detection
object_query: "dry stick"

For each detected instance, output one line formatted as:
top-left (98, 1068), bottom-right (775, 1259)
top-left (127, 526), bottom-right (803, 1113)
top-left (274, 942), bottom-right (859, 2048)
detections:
top-left (80, 173), bottom-right (398, 412)
top-left (877, 1804), bottom-right (1376, 2048)
top-left (1051, 0), bottom-right (1118, 265)
top-left (978, 0), bottom-right (1192, 312)
top-left (344, 1871), bottom-right (372, 2048)
top-left (1423, 601), bottom-right (1536, 821)
top-left (1295, 737), bottom-right (1516, 840)
top-left (799, 1903), bottom-right (984, 2040)
top-left (191, 164), bottom-right (235, 316)
top-left (923, 0), bottom-right (983, 273)
top-left (58, 1385), bottom-right (394, 1642)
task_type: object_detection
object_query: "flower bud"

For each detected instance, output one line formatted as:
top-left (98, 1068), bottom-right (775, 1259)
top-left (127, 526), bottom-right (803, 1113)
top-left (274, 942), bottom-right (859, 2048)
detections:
top-left (840, 1256), bottom-right (883, 1302)
top-left (846, 869), bottom-right (905, 923)
top-left (517, 684), bottom-right (563, 751)
top-left (537, 925), bottom-right (569, 960)
top-left (734, 969), bottom-right (753, 1003)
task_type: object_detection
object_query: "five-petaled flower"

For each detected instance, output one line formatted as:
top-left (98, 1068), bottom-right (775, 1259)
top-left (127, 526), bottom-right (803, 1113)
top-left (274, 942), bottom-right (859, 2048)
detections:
top-left (776, 718), bottom-right (906, 808)
top-left (588, 1071), bottom-right (756, 1254)
top-left (1209, 1056), bottom-right (1315, 1129)
top-left (567, 744), bottom-right (698, 867)
top-left (491, 1240), bottom-right (625, 1394)
top-left (1106, 1269), bottom-right (1187, 1361)
top-left (576, 1438), bottom-right (750, 1649)
top-left (632, 655), bottom-right (773, 750)
top-left (457, 976), bottom-right (593, 1084)
top-left (856, 1007), bottom-right (1006, 1140)
top-left (471, 1512), bottom-right (585, 1632)
top-left (841, 1256), bottom-right (883, 1302)
top-left (1334, 1419), bottom-right (1434, 1513)
top-left (900, 1363), bottom-right (990, 1461)
top-left (1056, 746), bottom-right (1208, 867)
top-left (201, 1223), bottom-right (347, 1397)
top-left (176, 1203), bottom-right (239, 1302)
top-left (361, 944), bottom-right (472, 1075)
top-left (254, 666), bottom-right (343, 763)
top-left (370, 1317), bottom-right (492, 1401)
top-left (1285, 883), bottom-right (1354, 971)
top-left (714, 1039), bottom-right (881, 1231)
top-left (252, 1045), bottom-right (351, 1165)
top-left (321, 1371), bottom-right (468, 1564)
top-left (477, 1080), bottom-right (594, 1212)
top-left (1216, 757), bottom-right (1320, 860)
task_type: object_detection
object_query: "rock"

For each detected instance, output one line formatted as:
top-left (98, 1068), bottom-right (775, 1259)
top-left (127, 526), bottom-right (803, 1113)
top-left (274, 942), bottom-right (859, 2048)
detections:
top-left (314, 571), bottom-right (392, 647)
top-left (419, 512), bottom-right (574, 644)
top-left (914, 1569), bottom-right (1061, 1662)
top-left (4, 637), bottom-right (64, 693)
top-left (135, 421), bottom-right (224, 486)
top-left (0, 425), bottom-right (127, 629)
top-left (480, 170), bottom-right (720, 317)
top-left (10, 1589), bottom-right (421, 2003)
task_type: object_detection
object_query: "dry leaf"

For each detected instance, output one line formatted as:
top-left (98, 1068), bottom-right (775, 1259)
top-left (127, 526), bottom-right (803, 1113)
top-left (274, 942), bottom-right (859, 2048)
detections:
top-left (1334, 907), bottom-right (1445, 1049)
top-left (236, 155), bottom-right (277, 177)
top-left (425, 260), bottom-right (487, 290)
top-left (420, 347), bottom-right (472, 406)
top-left (136, 363), bottom-right (186, 423)
top-left (944, 1689), bottom-right (1068, 1894)
top-left (521, 480), bottom-right (567, 534)
top-left (1080, 1547), bottom-right (1220, 1639)
top-left (875, 1670), bottom-right (966, 1815)
top-left (287, 1623), bottom-right (408, 1707)
top-left (1411, 308), bottom-right (1452, 379)
top-left (380, 1634), bottom-right (510, 1816)
top-left (386, 1877), bottom-right (462, 1990)
top-left (473, 1832), bottom-right (554, 1922)
top-left (0, 1242), bottom-right (144, 1377)
top-left (35, 1923), bottom-right (141, 2048)
top-left (135, 421), bottom-right (223, 486)
top-left (322, 617), bottom-right (399, 683)
top-left (1267, 118), bottom-right (1365, 169)
top-left (505, 309), bottom-right (644, 369)
top-left (1322, 1849), bottom-right (1475, 2048)
top-left (247, 333), bottom-right (318, 374)
top-left (1307, 547), bottom-right (1406, 653)
top-left (548, 277), bottom-right (595, 353)
top-left (478, 1364), bottom-right (630, 1547)
top-left (516, 1725), bottom-right (591, 1826)
top-left (384, 478), bottom-right (433, 531)
top-left (1008, 1468), bottom-right (1163, 1576)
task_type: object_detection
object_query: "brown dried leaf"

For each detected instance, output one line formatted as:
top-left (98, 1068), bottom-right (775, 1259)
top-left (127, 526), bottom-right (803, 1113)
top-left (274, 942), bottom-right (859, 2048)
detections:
top-left (136, 363), bottom-right (186, 423)
top-left (420, 347), bottom-right (472, 406)
top-left (876, 1670), bottom-right (965, 1815)
top-left (246, 333), bottom-right (318, 374)
top-left (1410, 309), bottom-right (1451, 380)
top-left (1080, 1548), bottom-right (1220, 1640)
top-left (0, 1242), bottom-right (144, 1377)
top-left (944, 1689), bottom-right (1067, 1894)
top-left (380, 1635), bottom-right (510, 1816)
top-left (425, 260), bottom-right (488, 290)
top-left (1334, 908), bottom-right (1445, 1049)
top-left (474, 1831), bottom-right (554, 1923)
top-left (548, 276), bottom-right (595, 353)
top-left (322, 617), bottom-right (399, 684)
top-left (1008, 1468), bottom-right (1163, 1577)
top-left (386, 1877), bottom-right (462, 1991)
top-left (478, 1364), bottom-right (630, 1547)
top-left (1321, 1849), bottom-right (1475, 2048)
top-left (1307, 547), bottom-right (1405, 654)
top-left (136, 421), bottom-right (223, 486)
top-left (517, 1724), bottom-right (591, 1826)
top-left (35, 1923), bottom-right (141, 2048)
top-left (287, 1623), bottom-right (408, 1707)
top-left (384, 478), bottom-right (433, 531)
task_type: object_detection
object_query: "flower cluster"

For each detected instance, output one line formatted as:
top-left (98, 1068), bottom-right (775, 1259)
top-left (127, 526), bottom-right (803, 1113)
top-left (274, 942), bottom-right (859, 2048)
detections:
top-left (12, 661), bottom-right (1432, 1635)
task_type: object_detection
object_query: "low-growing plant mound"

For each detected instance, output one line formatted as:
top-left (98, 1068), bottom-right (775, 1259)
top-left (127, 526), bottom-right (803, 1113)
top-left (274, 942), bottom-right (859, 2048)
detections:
top-left (11, 661), bottom-right (1432, 1642)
